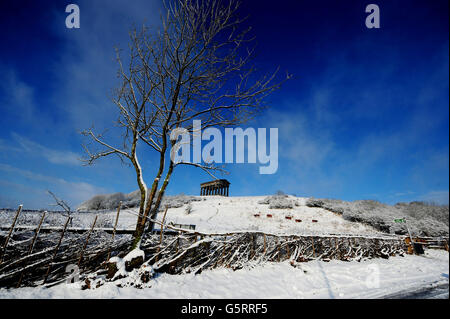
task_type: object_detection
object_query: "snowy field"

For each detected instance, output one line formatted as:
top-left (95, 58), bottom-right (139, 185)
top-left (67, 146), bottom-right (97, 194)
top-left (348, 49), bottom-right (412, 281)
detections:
top-left (4, 195), bottom-right (446, 239)
top-left (1, 250), bottom-right (447, 299)
top-left (1, 195), bottom-right (447, 299)
top-left (1, 196), bottom-right (381, 235)
top-left (1, 196), bottom-right (384, 237)
top-left (152, 196), bottom-right (382, 236)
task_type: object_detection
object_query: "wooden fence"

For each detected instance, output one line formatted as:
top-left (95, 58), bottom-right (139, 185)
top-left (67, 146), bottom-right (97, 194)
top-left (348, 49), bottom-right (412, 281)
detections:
top-left (142, 231), bottom-right (408, 275)
top-left (0, 204), bottom-right (127, 288)
top-left (1, 204), bottom-right (446, 288)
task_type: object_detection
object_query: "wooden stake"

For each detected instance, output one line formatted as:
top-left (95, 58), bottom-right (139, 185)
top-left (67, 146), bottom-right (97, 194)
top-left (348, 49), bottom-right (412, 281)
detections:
top-left (263, 234), bottom-right (267, 253)
top-left (335, 237), bottom-right (339, 259)
top-left (16, 212), bottom-right (46, 287)
top-left (311, 237), bottom-right (315, 258)
top-left (250, 234), bottom-right (255, 259)
top-left (175, 235), bottom-right (180, 254)
top-left (286, 242), bottom-right (291, 259)
top-left (106, 201), bottom-right (122, 261)
top-left (77, 215), bottom-right (98, 267)
top-left (0, 205), bottom-right (23, 263)
top-left (216, 244), bottom-right (227, 268)
top-left (155, 206), bottom-right (169, 262)
top-left (159, 206), bottom-right (169, 246)
top-left (277, 238), bottom-right (281, 262)
top-left (43, 216), bottom-right (71, 284)
top-left (347, 238), bottom-right (353, 258)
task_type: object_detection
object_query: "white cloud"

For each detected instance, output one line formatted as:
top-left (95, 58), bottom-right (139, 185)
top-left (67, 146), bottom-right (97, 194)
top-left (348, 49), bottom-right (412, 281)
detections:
top-left (50, 0), bottom-right (162, 131)
top-left (0, 163), bottom-right (107, 207)
top-left (263, 107), bottom-right (335, 170)
top-left (0, 67), bottom-right (35, 122)
top-left (8, 133), bottom-right (81, 166)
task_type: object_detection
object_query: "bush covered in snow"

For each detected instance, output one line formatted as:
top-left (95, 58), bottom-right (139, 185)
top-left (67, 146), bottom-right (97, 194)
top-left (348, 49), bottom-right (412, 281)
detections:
top-left (269, 197), bottom-right (294, 209)
top-left (77, 191), bottom-right (201, 212)
top-left (161, 194), bottom-right (201, 210)
top-left (77, 192), bottom-right (127, 211)
top-left (185, 203), bottom-right (193, 215)
top-left (305, 198), bottom-right (449, 237)
top-left (258, 193), bottom-right (293, 209)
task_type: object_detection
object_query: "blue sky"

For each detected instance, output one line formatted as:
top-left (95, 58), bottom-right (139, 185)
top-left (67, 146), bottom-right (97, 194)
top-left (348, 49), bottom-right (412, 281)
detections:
top-left (0, 0), bottom-right (448, 209)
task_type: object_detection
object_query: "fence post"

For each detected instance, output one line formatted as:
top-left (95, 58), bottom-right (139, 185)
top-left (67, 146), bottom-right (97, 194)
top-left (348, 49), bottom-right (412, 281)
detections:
top-left (175, 235), bottom-right (180, 253)
top-left (16, 211), bottom-right (46, 287)
top-left (277, 238), bottom-right (281, 262)
top-left (77, 215), bottom-right (98, 267)
top-left (106, 201), bottom-right (122, 262)
top-left (43, 216), bottom-right (71, 284)
top-left (286, 241), bottom-right (291, 259)
top-left (215, 243), bottom-right (227, 268)
top-left (250, 234), bottom-right (255, 259)
top-left (335, 237), bottom-right (339, 259)
top-left (0, 205), bottom-right (23, 264)
top-left (155, 206), bottom-right (169, 262)
top-left (263, 234), bottom-right (267, 253)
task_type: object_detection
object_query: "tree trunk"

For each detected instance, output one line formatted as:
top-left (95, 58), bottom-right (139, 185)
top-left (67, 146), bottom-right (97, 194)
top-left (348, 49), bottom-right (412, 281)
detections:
top-left (146, 160), bottom-right (175, 233)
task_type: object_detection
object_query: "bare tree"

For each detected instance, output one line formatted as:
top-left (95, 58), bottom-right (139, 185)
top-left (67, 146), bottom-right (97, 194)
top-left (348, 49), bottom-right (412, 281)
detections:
top-left (81, 0), bottom-right (288, 248)
top-left (47, 190), bottom-right (73, 227)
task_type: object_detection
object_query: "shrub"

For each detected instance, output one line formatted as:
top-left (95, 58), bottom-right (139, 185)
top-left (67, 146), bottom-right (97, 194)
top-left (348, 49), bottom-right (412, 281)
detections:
top-left (77, 191), bottom-right (201, 212)
top-left (258, 194), bottom-right (293, 209)
top-left (185, 203), bottom-right (193, 215)
top-left (305, 197), bottom-right (449, 237)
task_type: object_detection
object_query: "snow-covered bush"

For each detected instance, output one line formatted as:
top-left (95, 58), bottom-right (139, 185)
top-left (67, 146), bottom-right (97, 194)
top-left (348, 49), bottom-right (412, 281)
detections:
top-left (269, 197), bottom-right (293, 209)
top-left (258, 193), bottom-right (293, 209)
top-left (185, 203), bottom-right (193, 215)
top-left (77, 192), bottom-right (126, 211)
top-left (305, 198), bottom-right (325, 208)
top-left (257, 197), bottom-right (270, 205)
top-left (122, 190), bottom-right (141, 208)
top-left (77, 191), bottom-right (201, 212)
top-left (96, 215), bottom-right (113, 228)
top-left (304, 197), bottom-right (449, 237)
top-left (160, 194), bottom-right (201, 210)
top-left (395, 201), bottom-right (449, 226)
top-left (43, 212), bottom-right (68, 227)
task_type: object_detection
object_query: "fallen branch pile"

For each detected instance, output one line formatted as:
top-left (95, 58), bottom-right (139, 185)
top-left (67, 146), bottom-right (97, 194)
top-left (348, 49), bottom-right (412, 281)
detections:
top-left (139, 231), bottom-right (407, 276)
top-left (0, 229), bottom-right (131, 288)
top-left (0, 204), bottom-right (409, 289)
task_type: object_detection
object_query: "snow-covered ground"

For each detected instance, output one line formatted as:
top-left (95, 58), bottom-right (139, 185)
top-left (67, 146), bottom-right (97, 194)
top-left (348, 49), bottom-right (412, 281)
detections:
top-left (157, 196), bottom-right (382, 236)
top-left (2, 196), bottom-right (383, 236)
top-left (1, 250), bottom-right (447, 299)
top-left (1, 195), bottom-right (447, 299)
top-left (68, 196), bottom-right (382, 236)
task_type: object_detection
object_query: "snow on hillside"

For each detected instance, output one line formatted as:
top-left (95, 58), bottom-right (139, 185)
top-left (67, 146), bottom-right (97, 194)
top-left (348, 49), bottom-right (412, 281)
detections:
top-left (152, 196), bottom-right (382, 236)
top-left (71, 193), bottom-right (449, 237)
top-left (64, 195), bottom-right (383, 236)
top-left (0, 196), bottom-right (385, 236)
top-left (1, 249), bottom-right (447, 299)
top-left (306, 198), bottom-right (449, 237)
